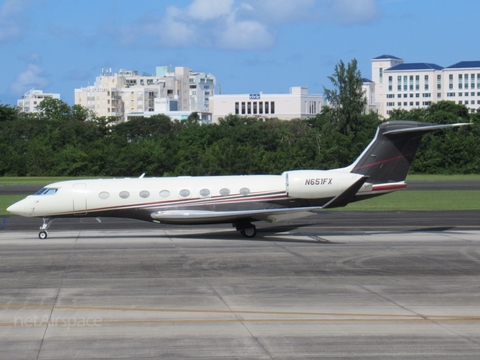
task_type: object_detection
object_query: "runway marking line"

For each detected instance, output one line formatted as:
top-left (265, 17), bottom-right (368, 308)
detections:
top-left (1, 303), bottom-right (480, 326)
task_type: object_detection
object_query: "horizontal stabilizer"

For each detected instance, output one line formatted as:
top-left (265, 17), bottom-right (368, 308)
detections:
top-left (383, 122), bottom-right (470, 136)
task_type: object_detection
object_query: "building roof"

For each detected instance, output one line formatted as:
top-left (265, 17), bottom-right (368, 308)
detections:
top-left (446, 61), bottom-right (480, 69)
top-left (373, 54), bottom-right (403, 60)
top-left (362, 77), bottom-right (373, 83)
top-left (387, 63), bottom-right (443, 71)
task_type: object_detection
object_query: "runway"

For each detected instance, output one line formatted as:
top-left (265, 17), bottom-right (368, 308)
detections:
top-left (1, 224), bottom-right (480, 358)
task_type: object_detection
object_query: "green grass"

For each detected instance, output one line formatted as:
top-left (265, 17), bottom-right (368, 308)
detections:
top-left (0, 176), bottom-right (99, 186)
top-left (406, 174), bottom-right (480, 181)
top-left (337, 190), bottom-right (480, 211)
top-left (1, 174), bottom-right (480, 186)
top-left (0, 195), bottom-right (27, 216)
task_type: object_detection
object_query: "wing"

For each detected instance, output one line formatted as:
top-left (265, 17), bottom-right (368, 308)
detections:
top-left (151, 176), bottom-right (369, 224)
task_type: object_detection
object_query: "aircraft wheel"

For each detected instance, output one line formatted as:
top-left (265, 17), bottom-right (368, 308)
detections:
top-left (240, 226), bottom-right (257, 238)
top-left (39, 231), bottom-right (48, 240)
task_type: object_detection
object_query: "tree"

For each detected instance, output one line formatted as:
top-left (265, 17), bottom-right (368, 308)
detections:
top-left (0, 103), bottom-right (19, 122)
top-left (323, 58), bottom-right (366, 135)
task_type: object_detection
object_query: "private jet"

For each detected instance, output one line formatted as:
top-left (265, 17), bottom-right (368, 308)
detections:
top-left (7, 121), bottom-right (469, 239)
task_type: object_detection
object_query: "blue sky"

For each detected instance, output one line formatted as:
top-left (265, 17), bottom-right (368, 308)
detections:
top-left (1, 0), bottom-right (479, 106)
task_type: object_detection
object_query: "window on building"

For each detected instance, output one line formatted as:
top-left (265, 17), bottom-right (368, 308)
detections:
top-left (241, 102), bottom-right (245, 114)
top-left (247, 102), bottom-right (251, 114)
top-left (235, 102), bottom-right (239, 115)
top-left (265, 101), bottom-right (269, 114)
top-left (425, 75), bottom-right (429, 81)
top-left (253, 102), bottom-right (257, 114)
top-left (259, 102), bottom-right (263, 114)
top-left (270, 101), bottom-right (275, 114)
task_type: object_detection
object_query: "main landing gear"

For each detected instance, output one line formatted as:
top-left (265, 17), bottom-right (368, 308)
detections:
top-left (235, 221), bottom-right (257, 238)
top-left (39, 218), bottom-right (54, 239)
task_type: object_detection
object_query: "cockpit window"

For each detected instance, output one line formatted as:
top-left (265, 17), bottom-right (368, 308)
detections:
top-left (34, 187), bottom-right (58, 196)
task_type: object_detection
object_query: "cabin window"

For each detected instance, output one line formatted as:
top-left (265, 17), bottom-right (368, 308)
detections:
top-left (99, 191), bottom-right (110, 200)
top-left (119, 191), bottom-right (130, 199)
top-left (179, 189), bottom-right (190, 197)
top-left (219, 188), bottom-right (230, 196)
top-left (199, 189), bottom-right (210, 197)
top-left (160, 190), bottom-right (170, 198)
top-left (139, 190), bottom-right (150, 198)
top-left (239, 188), bottom-right (250, 196)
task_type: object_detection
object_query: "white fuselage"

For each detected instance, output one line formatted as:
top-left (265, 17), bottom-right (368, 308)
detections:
top-left (7, 170), bottom-right (386, 223)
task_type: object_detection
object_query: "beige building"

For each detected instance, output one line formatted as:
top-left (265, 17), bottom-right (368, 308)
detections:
top-left (209, 86), bottom-right (324, 123)
top-left (370, 55), bottom-right (480, 118)
top-left (74, 67), bottom-right (215, 122)
top-left (17, 89), bottom-right (60, 113)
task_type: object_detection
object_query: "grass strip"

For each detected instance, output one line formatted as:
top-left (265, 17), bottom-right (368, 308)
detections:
top-left (1, 174), bottom-right (480, 186)
top-left (337, 190), bottom-right (480, 211)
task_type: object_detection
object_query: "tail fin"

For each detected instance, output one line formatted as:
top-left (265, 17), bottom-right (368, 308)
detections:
top-left (347, 121), bottom-right (469, 183)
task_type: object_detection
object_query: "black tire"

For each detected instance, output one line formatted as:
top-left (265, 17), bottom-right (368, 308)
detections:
top-left (240, 226), bottom-right (257, 238)
top-left (39, 231), bottom-right (48, 240)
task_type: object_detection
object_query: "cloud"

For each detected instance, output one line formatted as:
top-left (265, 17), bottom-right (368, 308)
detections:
top-left (187, 0), bottom-right (234, 20)
top-left (0, 0), bottom-right (40, 42)
top-left (108, 0), bottom-right (382, 50)
top-left (333, 0), bottom-right (381, 25)
top-left (9, 64), bottom-right (50, 95)
top-left (18, 52), bottom-right (42, 64)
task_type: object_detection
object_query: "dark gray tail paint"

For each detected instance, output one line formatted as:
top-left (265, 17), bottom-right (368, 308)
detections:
top-left (349, 121), bottom-right (468, 184)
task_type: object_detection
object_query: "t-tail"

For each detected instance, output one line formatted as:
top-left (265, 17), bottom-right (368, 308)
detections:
top-left (344, 120), bottom-right (470, 187)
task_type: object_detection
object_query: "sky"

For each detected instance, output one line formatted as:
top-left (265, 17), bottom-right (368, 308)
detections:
top-left (1, 0), bottom-right (479, 106)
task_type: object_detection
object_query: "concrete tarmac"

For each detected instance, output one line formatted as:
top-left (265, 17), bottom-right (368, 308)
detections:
top-left (1, 226), bottom-right (480, 359)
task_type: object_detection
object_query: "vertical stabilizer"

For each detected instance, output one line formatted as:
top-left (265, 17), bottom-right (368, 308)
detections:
top-left (348, 121), bottom-right (469, 183)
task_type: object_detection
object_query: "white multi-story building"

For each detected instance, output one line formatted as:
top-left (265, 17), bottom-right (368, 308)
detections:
top-left (209, 86), bottom-right (324, 123)
top-left (370, 55), bottom-right (480, 118)
top-left (17, 89), bottom-right (60, 113)
top-left (74, 67), bottom-right (216, 122)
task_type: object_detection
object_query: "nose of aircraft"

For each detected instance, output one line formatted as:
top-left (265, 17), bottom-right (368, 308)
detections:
top-left (7, 198), bottom-right (29, 216)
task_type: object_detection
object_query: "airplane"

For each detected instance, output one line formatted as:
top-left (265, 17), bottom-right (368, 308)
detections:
top-left (7, 120), bottom-right (469, 239)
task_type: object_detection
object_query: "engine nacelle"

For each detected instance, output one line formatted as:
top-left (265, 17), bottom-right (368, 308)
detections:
top-left (285, 170), bottom-right (364, 199)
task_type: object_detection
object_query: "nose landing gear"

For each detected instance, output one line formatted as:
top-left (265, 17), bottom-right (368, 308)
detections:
top-left (39, 218), bottom-right (53, 239)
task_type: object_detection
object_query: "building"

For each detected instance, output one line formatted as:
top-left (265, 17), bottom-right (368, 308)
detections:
top-left (17, 89), bottom-right (60, 113)
top-left (209, 87), bottom-right (324, 123)
top-left (74, 67), bottom-right (216, 122)
top-left (126, 98), bottom-right (212, 123)
top-left (370, 55), bottom-right (480, 118)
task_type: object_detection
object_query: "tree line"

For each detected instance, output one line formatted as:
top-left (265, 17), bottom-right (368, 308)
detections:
top-left (1, 58), bottom-right (479, 177)
top-left (0, 98), bottom-right (478, 177)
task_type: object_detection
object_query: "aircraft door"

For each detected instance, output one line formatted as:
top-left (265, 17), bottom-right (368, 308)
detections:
top-left (73, 183), bottom-right (87, 215)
